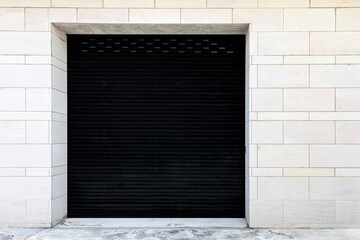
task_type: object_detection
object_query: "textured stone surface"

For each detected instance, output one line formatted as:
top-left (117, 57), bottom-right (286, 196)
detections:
top-left (0, 224), bottom-right (357, 240)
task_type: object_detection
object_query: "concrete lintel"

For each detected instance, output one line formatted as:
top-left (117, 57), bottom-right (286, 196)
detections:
top-left (53, 23), bottom-right (248, 35)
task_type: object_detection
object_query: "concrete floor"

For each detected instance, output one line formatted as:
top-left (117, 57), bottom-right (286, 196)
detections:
top-left (0, 219), bottom-right (359, 240)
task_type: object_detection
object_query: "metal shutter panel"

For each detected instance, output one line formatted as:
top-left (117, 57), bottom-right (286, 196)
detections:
top-left (68, 35), bottom-right (246, 218)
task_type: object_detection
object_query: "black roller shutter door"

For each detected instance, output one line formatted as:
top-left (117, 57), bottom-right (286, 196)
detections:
top-left (68, 35), bottom-right (246, 218)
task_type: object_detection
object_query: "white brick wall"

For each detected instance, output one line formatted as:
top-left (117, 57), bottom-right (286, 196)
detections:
top-left (25, 8), bottom-right (49, 31)
top-left (311, 32), bottom-right (360, 55)
top-left (284, 201), bottom-right (335, 225)
top-left (311, 178), bottom-right (360, 200)
top-left (311, 65), bottom-right (360, 87)
top-left (258, 32), bottom-right (309, 55)
top-left (0, 33), bottom-right (51, 55)
top-left (252, 89), bottom-right (283, 111)
top-left (0, 145), bottom-right (51, 167)
top-left (284, 9), bottom-right (335, 31)
top-left (311, 145), bottom-right (360, 167)
top-left (0, 8), bottom-right (24, 30)
top-left (252, 121), bottom-right (283, 144)
top-left (105, 0), bottom-right (154, 8)
top-left (233, 9), bottom-right (283, 31)
top-left (0, 0), bottom-right (50, 7)
top-left (284, 89), bottom-right (335, 111)
top-left (181, 9), bottom-right (232, 23)
top-left (258, 145), bottom-right (309, 167)
top-left (0, 0), bottom-right (359, 228)
top-left (0, 89), bottom-right (25, 111)
top-left (284, 121), bottom-right (335, 144)
top-left (259, 0), bottom-right (309, 8)
top-left (258, 177), bottom-right (309, 200)
top-left (336, 201), bottom-right (360, 224)
top-left (130, 9), bottom-right (180, 23)
top-left (337, 121), bottom-right (360, 143)
top-left (337, 89), bottom-right (360, 111)
top-left (26, 89), bottom-right (51, 111)
top-left (311, 0), bottom-right (360, 7)
top-left (26, 121), bottom-right (49, 143)
top-left (258, 65), bottom-right (309, 87)
top-left (0, 65), bottom-right (51, 88)
top-left (78, 9), bottom-right (128, 23)
top-left (157, 0), bottom-right (206, 8)
top-left (51, 0), bottom-right (102, 8)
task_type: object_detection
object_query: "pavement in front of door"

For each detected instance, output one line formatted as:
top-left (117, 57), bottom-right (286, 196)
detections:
top-left (0, 219), bottom-right (359, 240)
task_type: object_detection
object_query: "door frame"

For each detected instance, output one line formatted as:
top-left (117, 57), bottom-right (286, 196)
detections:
top-left (49, 23), bottom-right (253, 226)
